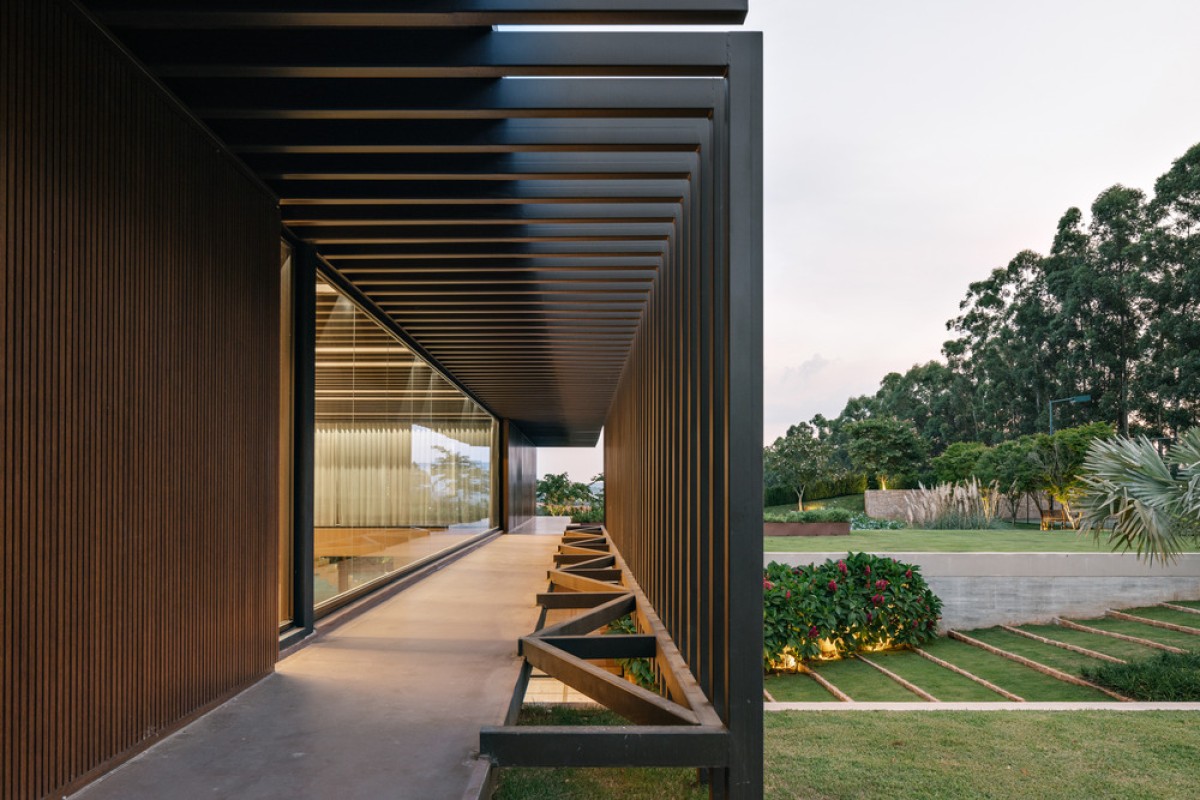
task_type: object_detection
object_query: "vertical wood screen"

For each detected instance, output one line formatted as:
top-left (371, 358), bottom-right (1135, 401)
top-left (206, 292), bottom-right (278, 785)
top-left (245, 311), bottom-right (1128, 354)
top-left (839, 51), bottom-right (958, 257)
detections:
top-left (0, 1), bottom-right (281, 797)
top-left (604, 34), bottom-right (763, 796)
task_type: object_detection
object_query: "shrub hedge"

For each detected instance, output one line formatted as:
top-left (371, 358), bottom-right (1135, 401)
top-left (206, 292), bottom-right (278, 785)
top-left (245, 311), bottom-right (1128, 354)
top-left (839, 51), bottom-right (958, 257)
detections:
top-left (763, 552), bottom-right (941, 670)
top-left (763, 508), bottom-right (852, 524)
top-left (763, 474), bottom-right (869, 508)
top-left (1080, 650), bottom-right (1200, 701)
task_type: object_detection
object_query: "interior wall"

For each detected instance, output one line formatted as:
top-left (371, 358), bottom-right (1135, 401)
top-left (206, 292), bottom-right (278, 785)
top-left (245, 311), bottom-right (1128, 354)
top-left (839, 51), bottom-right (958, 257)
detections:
top-left (504, 422), bottom-right (538, 531)
top-left (1, 2), bottom-right (281, 797)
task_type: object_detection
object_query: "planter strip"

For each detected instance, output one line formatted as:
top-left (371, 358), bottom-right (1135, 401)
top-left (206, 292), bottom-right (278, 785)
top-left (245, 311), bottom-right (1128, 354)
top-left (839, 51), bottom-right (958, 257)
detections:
top-left (1158, 602), bottom-right (1200, 617)
top-left (948, 631), bottom-right (1131, 702)
top-left (857, 655), bottom-right (939, 702)
top-left (1107, 610), bottom-right (1200, 637)
top-left (1056, 618), bottom-right (1185, 654)
top-left (912, 647), bottom-right (1025, 702)
top-left (1000, 625), bottom-right (1125, 665)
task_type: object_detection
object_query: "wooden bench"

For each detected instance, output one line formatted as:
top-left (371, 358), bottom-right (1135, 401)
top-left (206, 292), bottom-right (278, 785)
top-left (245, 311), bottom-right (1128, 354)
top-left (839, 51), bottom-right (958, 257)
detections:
top-left (1039, 509), bottom-right (1080, 530)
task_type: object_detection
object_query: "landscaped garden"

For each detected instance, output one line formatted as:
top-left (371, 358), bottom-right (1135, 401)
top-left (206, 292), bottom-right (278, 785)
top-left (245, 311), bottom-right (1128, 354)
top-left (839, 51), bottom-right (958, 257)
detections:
top-left (762, 547), bottom-right (1200, 704)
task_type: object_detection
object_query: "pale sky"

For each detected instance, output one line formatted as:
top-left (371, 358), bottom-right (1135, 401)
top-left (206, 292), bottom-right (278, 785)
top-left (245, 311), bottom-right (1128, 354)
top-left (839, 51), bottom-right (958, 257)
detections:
top-left (535, 0), bottom-right (1200, 481)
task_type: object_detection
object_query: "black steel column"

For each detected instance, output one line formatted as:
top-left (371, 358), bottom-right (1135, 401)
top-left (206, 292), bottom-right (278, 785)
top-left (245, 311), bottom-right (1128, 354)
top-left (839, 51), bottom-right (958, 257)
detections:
top-left (724, 31), bottom-right (764, 800)
top-left (291, 242), bottom-right (317, 637)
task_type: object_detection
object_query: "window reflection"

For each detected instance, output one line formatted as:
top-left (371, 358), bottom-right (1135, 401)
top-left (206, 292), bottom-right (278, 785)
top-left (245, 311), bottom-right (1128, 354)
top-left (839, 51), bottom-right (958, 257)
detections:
top-left (313, 276), bottom-right (496, 609)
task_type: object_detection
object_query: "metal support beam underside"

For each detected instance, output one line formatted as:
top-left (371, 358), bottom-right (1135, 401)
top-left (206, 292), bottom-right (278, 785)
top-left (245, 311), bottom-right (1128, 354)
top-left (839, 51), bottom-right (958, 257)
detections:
top-left (79, 7), bottom-right (754, 446)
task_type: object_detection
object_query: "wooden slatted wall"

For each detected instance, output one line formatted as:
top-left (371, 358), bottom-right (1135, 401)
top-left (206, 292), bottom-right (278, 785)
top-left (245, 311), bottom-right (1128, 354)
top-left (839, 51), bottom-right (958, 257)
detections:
top-left (1, 2), bottom-right (281, 797)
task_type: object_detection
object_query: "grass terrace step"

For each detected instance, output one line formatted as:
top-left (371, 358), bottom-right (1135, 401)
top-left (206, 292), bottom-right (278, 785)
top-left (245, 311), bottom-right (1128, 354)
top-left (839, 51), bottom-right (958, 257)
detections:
top-left (965, 628), bottom-right (1112, 674)
top-left (919, 639), bottom-right (1107, 701)
top-left (1172, 599), bottom-right (1200, 611)
top-left (870, 650), bottom-right (1003, 701)
top-left (1071, 616), bottom-right (1200, 651)
top-left (807, 657), bottom-right (922, 702)
top-left (1118, 605), bottom-right (1200, 631)
top-left (764, 671), bottom-right (840, 702)
top-left (1016, 623), bottom-right (1157, 662)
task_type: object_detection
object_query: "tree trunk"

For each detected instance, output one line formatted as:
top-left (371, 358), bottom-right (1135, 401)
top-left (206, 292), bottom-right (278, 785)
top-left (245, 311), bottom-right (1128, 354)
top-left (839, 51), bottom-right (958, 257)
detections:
top-left (795, 488), bottom-right (804, 512)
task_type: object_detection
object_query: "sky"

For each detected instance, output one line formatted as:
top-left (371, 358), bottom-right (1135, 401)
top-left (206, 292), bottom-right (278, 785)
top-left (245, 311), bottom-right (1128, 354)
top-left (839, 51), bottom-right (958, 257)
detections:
top-left (535, 0), bottom-right (1200, 481)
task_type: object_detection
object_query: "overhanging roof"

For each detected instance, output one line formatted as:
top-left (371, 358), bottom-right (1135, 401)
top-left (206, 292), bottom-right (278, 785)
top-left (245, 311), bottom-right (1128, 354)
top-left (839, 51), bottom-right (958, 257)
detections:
top-left (82, 1), bottom-right (755, 445)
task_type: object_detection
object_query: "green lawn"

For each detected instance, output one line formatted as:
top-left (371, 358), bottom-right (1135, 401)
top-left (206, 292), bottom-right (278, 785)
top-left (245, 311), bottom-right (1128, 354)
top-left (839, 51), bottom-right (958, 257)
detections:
top-left (765, 712), bottom-right (1200, 800)
top-left (764, 527), bottom-right (1184, 553)
top-left (497, 710), bottom-right (1200, 799)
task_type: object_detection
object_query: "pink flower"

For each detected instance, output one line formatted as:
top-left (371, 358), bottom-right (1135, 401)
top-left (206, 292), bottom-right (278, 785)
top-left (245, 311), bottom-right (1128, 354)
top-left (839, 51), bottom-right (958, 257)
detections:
top-left (905, 569), bottom-right (913, 579)
top-left (837, 560), bottom-right (847, 575)
top-left (808, 625), bottom-right (819, 638)
top-left (864, 565), bottom-right (871, 575)
top-left (827, 580), bottom-right (838, 592)
top-left (871, 594), bottom-right (883, 607)
top-left (763, 579), bottom-right (774, 590)
top-left (875, 579), bottom-right (888, 591)
top-left (866, 611), bottom-right (873, 623)
top-left (785, 590), bottom-right (791, 599)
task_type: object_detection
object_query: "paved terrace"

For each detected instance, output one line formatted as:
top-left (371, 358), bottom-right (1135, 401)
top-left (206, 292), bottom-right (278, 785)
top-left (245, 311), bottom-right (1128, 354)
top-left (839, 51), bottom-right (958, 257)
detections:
top-left (73, 533), bottom-right (560, 800)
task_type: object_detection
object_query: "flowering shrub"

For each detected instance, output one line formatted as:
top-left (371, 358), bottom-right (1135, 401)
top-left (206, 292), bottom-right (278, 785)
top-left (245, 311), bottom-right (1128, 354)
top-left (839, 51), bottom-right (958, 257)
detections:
top-left (849, 512), bottom-right (905, 530)
top-left (762, 552), bottom-right (942, 671)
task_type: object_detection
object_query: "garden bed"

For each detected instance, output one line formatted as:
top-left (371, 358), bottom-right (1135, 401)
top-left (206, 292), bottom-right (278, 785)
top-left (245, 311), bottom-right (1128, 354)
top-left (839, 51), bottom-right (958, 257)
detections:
top-left (762, 521), bottom-right (849, 537)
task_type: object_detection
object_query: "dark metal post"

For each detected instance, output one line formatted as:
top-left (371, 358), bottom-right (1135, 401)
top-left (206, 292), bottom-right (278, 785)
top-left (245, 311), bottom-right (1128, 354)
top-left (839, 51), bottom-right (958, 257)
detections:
top-left (723, 31), bottom-right (764, 800)
top-left (292, 243), bottom-right (317, 636)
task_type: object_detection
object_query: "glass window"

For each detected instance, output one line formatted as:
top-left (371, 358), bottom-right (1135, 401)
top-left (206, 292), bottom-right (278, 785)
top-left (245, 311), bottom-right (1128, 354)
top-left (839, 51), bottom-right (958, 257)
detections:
top-left (312, 275), bottom-right (496, 610)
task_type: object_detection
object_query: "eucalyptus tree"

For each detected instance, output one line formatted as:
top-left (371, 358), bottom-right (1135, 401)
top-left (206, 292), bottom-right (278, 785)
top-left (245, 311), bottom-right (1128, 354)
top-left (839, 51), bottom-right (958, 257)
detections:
top-left (1140, 143), bottom-right (1200, 436)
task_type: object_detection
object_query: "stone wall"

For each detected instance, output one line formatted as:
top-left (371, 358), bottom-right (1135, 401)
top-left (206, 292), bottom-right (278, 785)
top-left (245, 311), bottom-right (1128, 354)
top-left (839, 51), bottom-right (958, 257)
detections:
top-left (764, 551), bottom-right (1200, 630)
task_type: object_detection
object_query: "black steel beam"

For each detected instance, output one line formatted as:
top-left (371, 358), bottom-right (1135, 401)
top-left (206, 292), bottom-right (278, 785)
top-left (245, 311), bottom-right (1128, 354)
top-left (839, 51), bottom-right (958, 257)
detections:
top-left (480, 725), bottom-right (728, 767)
top-left (92, 1), bottom-right (748, 29)
top-left (528, 634), bottom-right (656, 660)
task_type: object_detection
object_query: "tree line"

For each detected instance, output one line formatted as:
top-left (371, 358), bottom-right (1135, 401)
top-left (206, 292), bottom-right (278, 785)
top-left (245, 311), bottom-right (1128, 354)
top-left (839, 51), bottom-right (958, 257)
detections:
top-left (768, 142), bottom-right (1200, 506)
top-left (767, 141), bottom-right (1200, 507)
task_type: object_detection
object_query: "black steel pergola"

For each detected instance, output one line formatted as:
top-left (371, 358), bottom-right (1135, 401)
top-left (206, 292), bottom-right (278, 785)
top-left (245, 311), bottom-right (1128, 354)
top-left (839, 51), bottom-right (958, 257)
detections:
top-left (74, 3), bottom-right (764, 796)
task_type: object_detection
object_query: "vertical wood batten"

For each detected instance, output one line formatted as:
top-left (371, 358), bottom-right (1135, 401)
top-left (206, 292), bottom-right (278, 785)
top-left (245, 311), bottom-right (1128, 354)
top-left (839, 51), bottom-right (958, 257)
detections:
top-left (605, 34), bottom-right (762, 799)
top-left (2, 1), bottom-right (281, 797)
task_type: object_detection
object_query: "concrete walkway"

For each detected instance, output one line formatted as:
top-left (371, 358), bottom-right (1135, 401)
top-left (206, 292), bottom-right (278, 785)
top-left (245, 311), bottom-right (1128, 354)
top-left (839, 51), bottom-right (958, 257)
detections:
top-left (74, 534), bottom-right (557, 800)
top-left (766, 701), bottom-right (1200, 712)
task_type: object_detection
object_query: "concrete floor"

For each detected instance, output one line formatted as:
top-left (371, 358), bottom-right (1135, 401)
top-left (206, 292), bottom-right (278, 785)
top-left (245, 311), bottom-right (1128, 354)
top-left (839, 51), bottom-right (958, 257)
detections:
top-left (74, 534), bottom-right (558, 800)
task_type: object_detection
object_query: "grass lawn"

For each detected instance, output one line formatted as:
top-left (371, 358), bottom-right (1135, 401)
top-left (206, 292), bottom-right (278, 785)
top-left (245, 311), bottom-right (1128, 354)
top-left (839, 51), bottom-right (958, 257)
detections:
top-left (497, 708), bottom-right (1200, 798)
top-left (763, 527), bottom-right (1183, 553)
top-left (765, 711), bottom-right (1200, 800)
top-left (917, 639), bottom-right (1106, 701)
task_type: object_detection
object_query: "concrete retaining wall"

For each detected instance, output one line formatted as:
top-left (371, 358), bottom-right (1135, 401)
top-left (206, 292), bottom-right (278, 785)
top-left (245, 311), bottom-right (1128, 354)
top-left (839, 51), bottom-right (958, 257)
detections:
top-left (764, 551), bottom-right (1200, 630)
